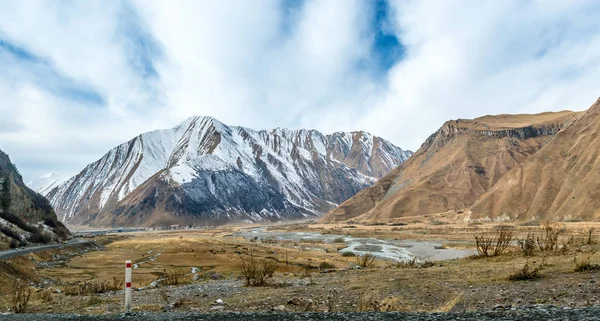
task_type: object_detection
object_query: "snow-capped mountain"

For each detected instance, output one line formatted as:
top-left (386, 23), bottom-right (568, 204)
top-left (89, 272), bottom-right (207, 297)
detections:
top-left (45, 116), bottom-right (412, 227)
top-left (27, 172), bottom-right (68, 195)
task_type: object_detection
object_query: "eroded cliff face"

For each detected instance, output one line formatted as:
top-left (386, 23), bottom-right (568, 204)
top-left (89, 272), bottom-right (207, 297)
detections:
top-left (321, 110), bottom-right (581, 223)
top-left (0, 150), bottom-right (69, 249)
top-left (470, 98), bottom-right (600, 222)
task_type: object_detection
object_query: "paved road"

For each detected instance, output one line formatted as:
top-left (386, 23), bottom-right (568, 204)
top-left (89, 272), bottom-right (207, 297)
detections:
top-left (0, 238), bottom-right (90, 260)
top-left (1, 306), bottom-right (600, 321)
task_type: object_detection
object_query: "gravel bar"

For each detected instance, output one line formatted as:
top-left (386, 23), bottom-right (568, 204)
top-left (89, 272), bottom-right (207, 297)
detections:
top-left (2, 305), bottom-right (600, 321)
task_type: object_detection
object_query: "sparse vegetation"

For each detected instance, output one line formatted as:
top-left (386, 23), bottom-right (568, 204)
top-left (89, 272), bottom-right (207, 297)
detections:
top-left (35, 288), bottom-right (53, 303)
top-left (536, 222), bottom-right (564, 252)
top-left (162, 268), bottom-right (192, 286)
top-left (357, 293), bottom-right (403, 312)
top-left (474, 227), bottom-right (513, 257)
top-left (517, 232), bottom-right (536, 256)
top-left (64, 277), bottom-right (123, 295)
top-left (356, 252), bottom-right (376, 268)
top-left (573, 256), bottom-right (600, 272)
top-left (508, 263), bottom-right (543, 281)
top-left (8, 279), bottom-right (32, 313)
top-left (239, 256), bottom-right (278, 286)
top-left (584, 227), bottom-right (595, 245)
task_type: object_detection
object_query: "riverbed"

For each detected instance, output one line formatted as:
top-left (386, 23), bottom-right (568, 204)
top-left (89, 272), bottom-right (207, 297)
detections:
top-left (231, 228), bottom-right (475, 262)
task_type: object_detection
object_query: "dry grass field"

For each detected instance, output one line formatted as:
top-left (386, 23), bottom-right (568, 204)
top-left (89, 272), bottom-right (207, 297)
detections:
top-left (2, 221), bottom-right (600, 314)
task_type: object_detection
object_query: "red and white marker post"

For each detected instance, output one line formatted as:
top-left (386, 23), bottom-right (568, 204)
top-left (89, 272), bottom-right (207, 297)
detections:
top-left (125, 260), bottom-right (132, 313)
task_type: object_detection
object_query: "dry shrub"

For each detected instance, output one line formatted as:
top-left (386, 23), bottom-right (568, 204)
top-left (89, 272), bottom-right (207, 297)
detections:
top-left (64, 276), bottom-right (123, 295)
top-left (35, 288), bottom-right (53, 303)
top-left (584, 227), bottom-right (595, 245)
top-left (573, 256), bottom-right (600, 272)
top-left (356, 252), bottom-right (376, 268)
top-left (9, 279), bottom-right (32, 313)
top-left (508, 263), bottom-right (543, 281)
top-left (536, 222), bottom-right (563, 252)
top-left (239, 257), bottom-right (278, 286)
top-left (474, 228), bottom-right (513, 257)
top-left (516, 232), bottom-right (536, 256)
top-left (163, 268), bottom-right (191, 286)
top-left (300, 264), bottom-right (315, 278)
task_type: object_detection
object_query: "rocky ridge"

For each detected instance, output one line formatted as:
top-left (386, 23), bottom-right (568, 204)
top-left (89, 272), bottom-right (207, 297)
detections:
top-left (0, 149), bottom-right (69, 249)
top-left (44, 116), bottom-right (412, 227)
top-left (321, 110), bottom-right (581, 223)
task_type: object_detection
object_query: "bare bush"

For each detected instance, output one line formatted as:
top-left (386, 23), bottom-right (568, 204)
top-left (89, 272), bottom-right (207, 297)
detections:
top-left (536, 222), bottom-right (563, 252)
top-left (239, 257), bottom-right (278, 286)
top-left (507, 263), bottom-right (543, 281)
top-left (584, 227), bottom-right (595, 245)
top-left (516, 232), bottom-right (536, 256)
top-left (9, 279), bottom-right (32, 313)
top-left (64, 276), bottom-right (123, 295)
top-left (474, 228), bottom-right (513, 257)
top-left (356, 252), bottom-right (376, 268)
top-left (162, 268), bottom-right (191, 286)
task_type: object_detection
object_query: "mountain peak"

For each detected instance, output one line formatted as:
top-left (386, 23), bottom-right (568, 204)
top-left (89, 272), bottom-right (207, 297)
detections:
top-left (43, 117), bottom-right (412, 227)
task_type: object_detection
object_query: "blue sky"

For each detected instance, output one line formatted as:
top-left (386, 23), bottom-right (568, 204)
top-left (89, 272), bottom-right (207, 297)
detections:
top-left (1, 0), bottom-right (600, 181)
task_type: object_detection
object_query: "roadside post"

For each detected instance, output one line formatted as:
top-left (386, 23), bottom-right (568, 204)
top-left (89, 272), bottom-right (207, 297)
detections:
top-left (125, 260), bottom-right (132, 313)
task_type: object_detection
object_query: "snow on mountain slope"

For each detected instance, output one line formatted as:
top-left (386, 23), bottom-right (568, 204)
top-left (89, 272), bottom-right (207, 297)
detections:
top-left (45, 116), bottom-right (412, 227)
top-left (27, 173), bottom-right (69, 195)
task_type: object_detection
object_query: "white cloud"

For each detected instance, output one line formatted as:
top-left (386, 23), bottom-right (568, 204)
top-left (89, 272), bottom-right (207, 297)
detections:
top-left (356, 0), bottom-right (600, 149)
top-left (0, 0), bottom-right (599, 181)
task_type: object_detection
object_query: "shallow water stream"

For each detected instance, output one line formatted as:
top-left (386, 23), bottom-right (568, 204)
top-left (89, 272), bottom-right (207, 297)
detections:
top-left (231, 228), bottom-right (475, 262)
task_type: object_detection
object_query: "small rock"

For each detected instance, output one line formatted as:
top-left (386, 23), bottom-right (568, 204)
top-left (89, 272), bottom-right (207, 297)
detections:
top-left (210, 306), bottom-right (224, 311)
top-left (215, 299), bottom-right (224, 305)
top-left (55, 288), bottom-right (62, 294)
top-left (272, 305), bottom-right (285, 312)
top-left (288, 298), bottom-right (303, 306)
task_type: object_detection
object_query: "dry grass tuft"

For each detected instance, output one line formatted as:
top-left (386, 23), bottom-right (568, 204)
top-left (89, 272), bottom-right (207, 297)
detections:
top-left (357, 293), bottom-right (404, 312)
top-left (162, 268), bottom-right (192, 286)
top-left (64, 276), bottom-right (123, 295)
top-left (508, 263), bottom-right (543, 281)
top-left (435, 293), bottom-right (463, 312)
top-left (573, 256), bottom-right (600, 272)
top-left (8, 279), bottom-right (32, 313)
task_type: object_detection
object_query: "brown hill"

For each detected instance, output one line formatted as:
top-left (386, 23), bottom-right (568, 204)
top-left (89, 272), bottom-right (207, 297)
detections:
top-left (321, 110), bottom-right (582, 223)
top-left (470, 98), bottom-right (600, 222)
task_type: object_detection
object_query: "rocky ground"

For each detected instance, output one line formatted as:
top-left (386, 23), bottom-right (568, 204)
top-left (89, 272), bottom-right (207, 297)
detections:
top-left (2, 305), bottom-right (600, 321)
